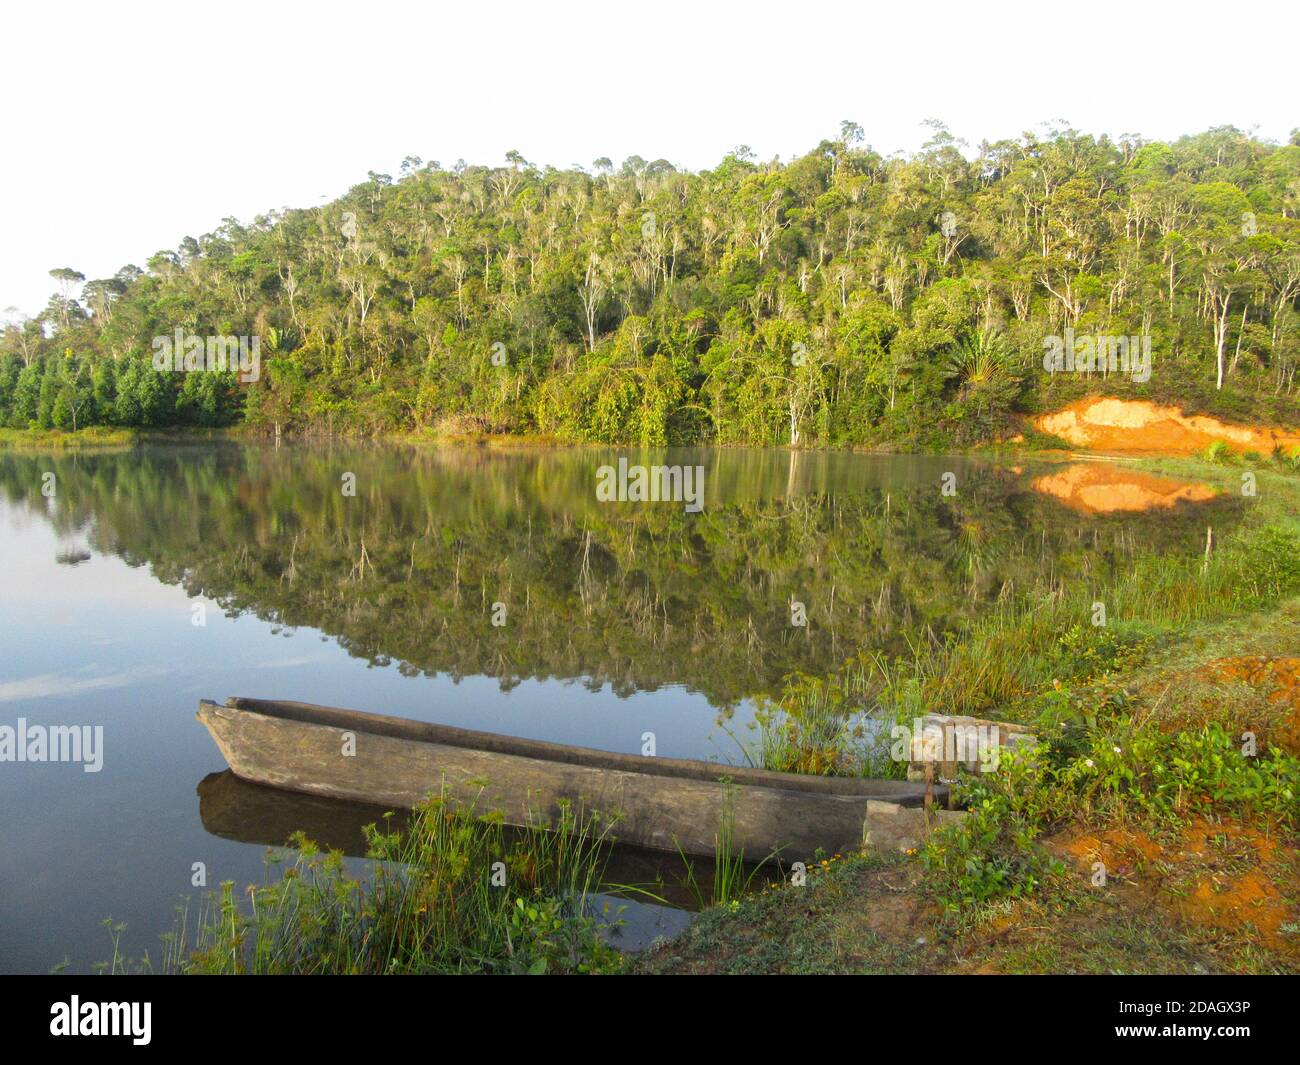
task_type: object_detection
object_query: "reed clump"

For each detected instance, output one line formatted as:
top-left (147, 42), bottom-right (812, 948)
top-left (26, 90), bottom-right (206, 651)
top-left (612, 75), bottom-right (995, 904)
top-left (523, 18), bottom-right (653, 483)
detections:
top-left (140, 792), bottom-right (624, 975)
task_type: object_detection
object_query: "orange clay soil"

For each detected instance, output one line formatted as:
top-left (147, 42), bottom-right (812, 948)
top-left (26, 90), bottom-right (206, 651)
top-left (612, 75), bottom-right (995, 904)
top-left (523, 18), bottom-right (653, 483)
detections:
top-left (1201, 656), bottom-right (1300, 756)
top-left (1032, 463), bottom-right (1217, 514)
top-left (1036, 397), bottom-right (1300, 455)
top-left (1050, 818), bottom-right (1299, 958)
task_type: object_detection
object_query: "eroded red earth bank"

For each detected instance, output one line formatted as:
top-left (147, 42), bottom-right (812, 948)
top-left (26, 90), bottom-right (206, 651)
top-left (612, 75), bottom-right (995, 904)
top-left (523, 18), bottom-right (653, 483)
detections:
top-left (1036, 398), bottom-right (1300, 455)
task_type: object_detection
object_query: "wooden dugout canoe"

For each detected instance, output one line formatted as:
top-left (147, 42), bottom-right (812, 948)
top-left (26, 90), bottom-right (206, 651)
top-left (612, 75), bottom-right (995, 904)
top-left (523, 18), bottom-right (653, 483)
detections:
top-left (198, 697), bottom-right (960, 859)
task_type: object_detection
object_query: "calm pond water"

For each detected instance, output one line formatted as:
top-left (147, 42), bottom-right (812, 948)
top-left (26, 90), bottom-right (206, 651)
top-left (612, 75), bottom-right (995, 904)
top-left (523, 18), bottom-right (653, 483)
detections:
top-left (0, 444), bottom-right (1237, 972)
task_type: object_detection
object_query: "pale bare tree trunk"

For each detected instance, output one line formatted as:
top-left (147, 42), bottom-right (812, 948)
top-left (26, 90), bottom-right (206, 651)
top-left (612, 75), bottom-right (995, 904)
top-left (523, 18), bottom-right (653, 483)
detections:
top-left (1211, 289), bottom-right (1233, 390)
top-left (1229, 304), bottom-right (1248, 376)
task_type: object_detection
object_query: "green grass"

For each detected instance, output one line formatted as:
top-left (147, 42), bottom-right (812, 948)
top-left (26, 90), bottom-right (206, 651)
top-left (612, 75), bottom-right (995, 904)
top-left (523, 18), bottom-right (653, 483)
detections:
top-left (674, 785), bottom-right (772, 908)
top-left (106, 791), bottom-right (626, 975)
top-left (635, 850), bottom-right (947, 974)
top-left (921, 725), bottom-right (1299, 914)
top-left (0, 425), bottom-right (247, 449)
top-left (0, 426), bottom-right (138, 449)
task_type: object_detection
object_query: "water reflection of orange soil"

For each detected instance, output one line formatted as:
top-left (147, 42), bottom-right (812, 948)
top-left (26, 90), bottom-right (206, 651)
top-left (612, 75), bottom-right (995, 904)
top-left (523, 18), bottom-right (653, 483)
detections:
top-left (1037, 397), bottom-right (1300, 455)
top-left (1032, 463), bottom-right (1216, 513)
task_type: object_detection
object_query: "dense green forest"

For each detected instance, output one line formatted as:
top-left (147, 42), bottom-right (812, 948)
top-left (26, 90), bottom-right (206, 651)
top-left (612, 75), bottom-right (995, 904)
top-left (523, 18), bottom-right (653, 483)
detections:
top-left (3, 124), bottom-right (1299, 446)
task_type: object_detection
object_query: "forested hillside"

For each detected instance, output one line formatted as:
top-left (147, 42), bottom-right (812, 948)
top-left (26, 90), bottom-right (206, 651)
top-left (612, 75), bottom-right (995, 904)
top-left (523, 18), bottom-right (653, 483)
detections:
top-left (3, 123), bottom-right (1299, 447)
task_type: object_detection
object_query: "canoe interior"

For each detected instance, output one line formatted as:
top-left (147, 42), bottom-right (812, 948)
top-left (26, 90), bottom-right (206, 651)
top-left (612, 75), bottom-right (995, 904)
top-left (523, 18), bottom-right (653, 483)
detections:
top-left (217, 696), bottom-right (942, 804)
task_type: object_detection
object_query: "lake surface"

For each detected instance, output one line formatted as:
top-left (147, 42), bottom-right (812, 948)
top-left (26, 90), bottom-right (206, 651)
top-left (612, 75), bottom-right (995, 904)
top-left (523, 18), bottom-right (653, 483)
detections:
top-left (0, 444), bottom-right (1236, 972)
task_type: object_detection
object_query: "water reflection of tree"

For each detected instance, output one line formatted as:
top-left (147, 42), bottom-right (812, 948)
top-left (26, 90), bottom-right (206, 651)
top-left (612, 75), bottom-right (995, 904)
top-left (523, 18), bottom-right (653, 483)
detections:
top-left (0, 448), bottom-right (1244, 708)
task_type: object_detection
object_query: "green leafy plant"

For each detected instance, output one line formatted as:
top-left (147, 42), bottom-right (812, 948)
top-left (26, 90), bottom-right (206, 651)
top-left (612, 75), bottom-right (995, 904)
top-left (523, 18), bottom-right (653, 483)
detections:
top-left (922, 745), bottom-right (1065, 911)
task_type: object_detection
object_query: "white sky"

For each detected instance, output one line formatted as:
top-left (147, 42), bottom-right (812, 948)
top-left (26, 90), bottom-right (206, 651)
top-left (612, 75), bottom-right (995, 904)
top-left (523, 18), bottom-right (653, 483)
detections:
top-left (2, 0), bottom-right (1294, 318)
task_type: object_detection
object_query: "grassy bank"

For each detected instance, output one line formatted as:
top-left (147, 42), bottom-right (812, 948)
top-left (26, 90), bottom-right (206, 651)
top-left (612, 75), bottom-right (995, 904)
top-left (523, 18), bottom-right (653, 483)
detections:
top-left (647, 461), bottom-right (1300, 973)
top-left (0, 426), bottom-right (140, 449)
top-left (393, 427), bottom-right (573, 449)
top-left (641, 600), bottom-right (1300, 974)
top-left (0, 425), bottom-right (246, 450)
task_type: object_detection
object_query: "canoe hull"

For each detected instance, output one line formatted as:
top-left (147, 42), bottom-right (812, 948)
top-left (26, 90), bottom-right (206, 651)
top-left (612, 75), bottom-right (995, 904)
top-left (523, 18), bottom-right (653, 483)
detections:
top-left (198, 698), bottom-right (960, 859)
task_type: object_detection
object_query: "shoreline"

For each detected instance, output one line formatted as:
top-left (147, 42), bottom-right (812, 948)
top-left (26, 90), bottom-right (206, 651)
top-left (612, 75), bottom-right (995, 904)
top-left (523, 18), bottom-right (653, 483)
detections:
top-left (5, 393), bottom-right (1297, 462)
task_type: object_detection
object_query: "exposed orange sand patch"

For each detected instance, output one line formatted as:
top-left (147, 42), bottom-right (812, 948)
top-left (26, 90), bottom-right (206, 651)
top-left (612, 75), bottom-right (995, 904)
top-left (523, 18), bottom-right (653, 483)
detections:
top-left (1174, 821), bottom-right (1292, 952)
top-left (1202, 657), bottom-right (1300, 756)
top-left (1058, 825), bottom-right (1163, 868)
top-left (1051, 818), bottom-right (1299, 957)
top-left (1032, 463), bottom-right (1217, 514)
top-left (1181, 870), bottom-right (1287, 946)
top-left (1037, 397), bottom-right (1300, 455)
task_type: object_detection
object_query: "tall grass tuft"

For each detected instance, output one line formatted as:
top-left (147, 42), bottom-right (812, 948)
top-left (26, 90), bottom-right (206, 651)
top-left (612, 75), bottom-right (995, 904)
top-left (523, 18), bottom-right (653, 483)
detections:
top-left (676, 784), bottom-right (770, 908)
top-left (138, 791), bottom-right (624, 974)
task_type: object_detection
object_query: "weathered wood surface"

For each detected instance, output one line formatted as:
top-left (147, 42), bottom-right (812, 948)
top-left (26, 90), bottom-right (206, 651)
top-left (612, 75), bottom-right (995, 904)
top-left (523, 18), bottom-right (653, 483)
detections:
top-left (198, 697), bottom-right (961, 859)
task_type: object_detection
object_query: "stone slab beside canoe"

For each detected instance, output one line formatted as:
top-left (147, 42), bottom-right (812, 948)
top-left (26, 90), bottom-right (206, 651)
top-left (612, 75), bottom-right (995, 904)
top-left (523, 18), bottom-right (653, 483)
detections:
top-left (905, 713), bottom-right (1037, 782)
top-left (199, 697), bottom-right (964, 860)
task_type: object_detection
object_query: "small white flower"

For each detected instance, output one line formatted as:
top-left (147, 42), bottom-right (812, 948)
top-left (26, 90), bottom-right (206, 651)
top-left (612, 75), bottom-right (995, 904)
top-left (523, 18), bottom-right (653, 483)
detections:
top-left (1085, 759), bottom-right (1094, 768)
top-left (1112, 746), bottom-right (1122, 754)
